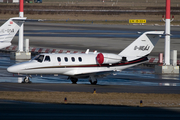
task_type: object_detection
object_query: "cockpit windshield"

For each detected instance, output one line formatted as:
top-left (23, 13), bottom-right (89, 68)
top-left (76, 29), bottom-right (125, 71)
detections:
top-left (32, 55), bottom-right (44, 62)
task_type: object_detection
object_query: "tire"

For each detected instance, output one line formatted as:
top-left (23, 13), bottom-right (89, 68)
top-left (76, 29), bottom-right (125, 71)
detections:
top-left (70, 78), bottom-right (78, 84)
top-left (90, 80), bottom-right (97, 85)
top-left (23, 77), bottom-right (31, 83)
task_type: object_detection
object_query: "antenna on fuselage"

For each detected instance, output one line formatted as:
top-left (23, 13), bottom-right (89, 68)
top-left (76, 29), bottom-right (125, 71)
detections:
top-left (85, 49), bottom-right (89, 54)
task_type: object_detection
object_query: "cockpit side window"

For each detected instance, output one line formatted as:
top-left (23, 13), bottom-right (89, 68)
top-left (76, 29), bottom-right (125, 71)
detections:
top-left (33, 55), bottom-right (44, 63)
top-left (44, 56), bottom-right (51, 62)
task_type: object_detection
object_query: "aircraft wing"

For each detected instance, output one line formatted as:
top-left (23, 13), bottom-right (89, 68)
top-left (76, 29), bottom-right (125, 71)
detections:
top-left (72, 70), bottom-right (117, 79)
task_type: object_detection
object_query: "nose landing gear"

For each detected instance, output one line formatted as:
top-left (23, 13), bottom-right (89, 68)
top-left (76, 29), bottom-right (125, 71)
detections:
top-left (22, 76), bottom-right (32, 83)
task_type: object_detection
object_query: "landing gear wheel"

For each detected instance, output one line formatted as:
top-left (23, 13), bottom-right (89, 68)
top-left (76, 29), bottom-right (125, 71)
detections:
top-left (90, 80), bottom-right (97, 85)
top-left (70, 77), bottom-right (78, 84)
top-left (22, 76), bottom-right (31, 83)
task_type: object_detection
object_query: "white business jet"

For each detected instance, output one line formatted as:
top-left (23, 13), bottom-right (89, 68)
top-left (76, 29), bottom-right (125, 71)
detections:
top-left (0, 17), bottom-right (26, 49)
top-left (7, 31), bottom-right (163, 84)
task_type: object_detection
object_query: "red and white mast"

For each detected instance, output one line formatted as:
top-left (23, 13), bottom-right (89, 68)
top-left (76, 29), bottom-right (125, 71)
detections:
top-left (164, 0), bottom-right (171, 65)
top-left (18, 0), bottom-right (24, 52)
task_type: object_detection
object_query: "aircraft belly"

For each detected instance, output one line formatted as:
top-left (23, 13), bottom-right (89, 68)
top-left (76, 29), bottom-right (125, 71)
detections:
top-left (22, 68), bottom-right (69, 75)
top-left (71, 61), bottom-right (145, 76)
top-left (70, 67), bottom-right (113, 75)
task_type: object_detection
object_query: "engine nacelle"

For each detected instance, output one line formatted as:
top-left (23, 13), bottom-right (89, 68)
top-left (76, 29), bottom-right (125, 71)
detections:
top-left (96, 53), bottom-right (122, 65)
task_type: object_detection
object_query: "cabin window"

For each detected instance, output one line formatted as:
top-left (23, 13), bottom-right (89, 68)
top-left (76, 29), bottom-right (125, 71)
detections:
top-left (78, 57), bottom-right (82, 62)
top-left (71, 57), bottom-right (75, 62)
top-left (44, 56), bottom-right (51, 62)
top-left (64, 57), bottom-right (68, 62)
top-left (33, 55), bottom-right (44, 63)
top-left (57, 57), bottom-right (61, 62)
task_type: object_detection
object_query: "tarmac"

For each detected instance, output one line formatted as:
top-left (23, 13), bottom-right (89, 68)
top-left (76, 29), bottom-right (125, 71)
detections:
top-left (1, 22), bottom-right (180, 119)
top-left (0, 22), bottom-right (180, 92)
top-left (1, 83), bottom-right (180, 94)
top-left (2, 21), bottom-right (180, 57)
top-left (1, 99), bottom-right (180, 120)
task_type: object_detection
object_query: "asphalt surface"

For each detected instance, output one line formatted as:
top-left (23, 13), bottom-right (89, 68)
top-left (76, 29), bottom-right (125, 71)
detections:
top-left (1, 83), bottom-right (180, 94)
top-left (0, 21), bottom-right (180, 56)
top-left (1, 21), bottom-right (180, 119)
top-left (1, 99), bottom-right (180, 120)
top-left (1, 22), bottom-right (180, 93)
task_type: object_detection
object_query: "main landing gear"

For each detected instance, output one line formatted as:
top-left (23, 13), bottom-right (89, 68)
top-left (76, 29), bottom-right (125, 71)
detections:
top-left (70, 77), bottom-right (78, 84)
top-left (89, 80), bottom-right (97, 85)
top-left (89, 75), bottom-right (97, 85)
top-left (69, 76), bottom-right (98, 85)
top-left (22, 76), bottom-right (32, 83)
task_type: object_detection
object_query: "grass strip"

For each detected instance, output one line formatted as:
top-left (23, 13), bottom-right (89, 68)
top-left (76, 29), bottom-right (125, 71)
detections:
top-left (0, 91), bottom-right (180, 107)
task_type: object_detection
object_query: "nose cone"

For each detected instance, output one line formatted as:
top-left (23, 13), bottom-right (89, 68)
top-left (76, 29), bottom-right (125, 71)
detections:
top-left (7, 62), bottom-right (26, 73)
top-left (7, 65), bottom-right (19, 73)
top-left (7, 61), bottom-right (33, 74)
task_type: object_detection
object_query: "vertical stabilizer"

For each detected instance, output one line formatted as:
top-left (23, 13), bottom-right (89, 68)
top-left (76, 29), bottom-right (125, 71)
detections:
top-left (119, 31), bottom-right (164, 61)
top-left (0, 17), bottom-right (26, 49)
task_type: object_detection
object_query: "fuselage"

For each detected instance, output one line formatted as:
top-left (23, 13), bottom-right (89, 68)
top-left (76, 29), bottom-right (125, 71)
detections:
top-left (7, 52), bottom-right (148, 78)
top-left (7, 31), bottom-right (163, 84)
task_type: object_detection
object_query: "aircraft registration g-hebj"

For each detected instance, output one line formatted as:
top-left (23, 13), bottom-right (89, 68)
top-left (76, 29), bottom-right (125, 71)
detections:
top-left (7, 31), bottom-right (164, 84)
top-left (0, 17), bottom-right (26, 49)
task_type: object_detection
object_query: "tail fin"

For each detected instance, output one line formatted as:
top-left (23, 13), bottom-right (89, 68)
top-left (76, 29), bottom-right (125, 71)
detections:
top-left (0, 17), bottom-right (26, 49)
top-left (119, 31), bottom-right (164, 61)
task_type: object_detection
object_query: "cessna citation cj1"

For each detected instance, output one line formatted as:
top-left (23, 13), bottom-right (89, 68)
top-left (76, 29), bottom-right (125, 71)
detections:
top-left (7, 31), bottom-right (164, 84)
top-left (0, 17), bottom-right (26, 49)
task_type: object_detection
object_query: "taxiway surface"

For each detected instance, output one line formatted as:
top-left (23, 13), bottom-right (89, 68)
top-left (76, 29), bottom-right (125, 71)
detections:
top-left (1, 21), bottom-right (180, 56)
top-left (1, 99), bottom-right (180, 120)
top-left (1, 22), bottom-right (180, 120)
top-left (1, 52), bottom-right (180, 91)
top-left (1, 83), bottom-right (180, 94)
top-left (1, 22), bottom-right (180, 92)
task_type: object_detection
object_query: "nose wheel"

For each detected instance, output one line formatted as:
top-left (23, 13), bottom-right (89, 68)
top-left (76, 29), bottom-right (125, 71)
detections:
top-left (22, 76), bottom-right (31, 83)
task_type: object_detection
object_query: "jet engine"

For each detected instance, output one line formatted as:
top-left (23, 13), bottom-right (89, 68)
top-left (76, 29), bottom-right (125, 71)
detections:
top-left (96, 53), bottom-right (122, 65)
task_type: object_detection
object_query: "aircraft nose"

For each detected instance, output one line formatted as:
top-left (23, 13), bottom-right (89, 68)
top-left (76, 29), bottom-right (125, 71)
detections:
top-left (7, 61), bottom-right (31, 74)
top-left (7, 65), bottom-right (21, 73)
